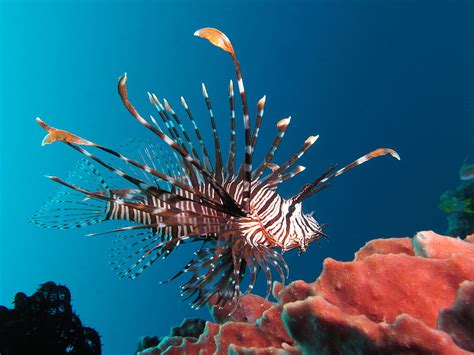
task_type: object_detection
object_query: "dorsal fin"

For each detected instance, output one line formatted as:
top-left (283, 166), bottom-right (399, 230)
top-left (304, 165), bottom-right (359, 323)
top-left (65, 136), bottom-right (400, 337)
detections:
top-left (195, 28), bottom-right (253, 213)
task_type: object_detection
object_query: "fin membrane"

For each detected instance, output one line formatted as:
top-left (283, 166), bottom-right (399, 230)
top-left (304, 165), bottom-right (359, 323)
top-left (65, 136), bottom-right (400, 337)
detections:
top-left (31, 159), bottom-right (109, 229)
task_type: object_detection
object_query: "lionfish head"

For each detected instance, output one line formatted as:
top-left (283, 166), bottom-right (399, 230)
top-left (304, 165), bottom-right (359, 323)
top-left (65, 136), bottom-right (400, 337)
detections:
top-left (280, 197), bottom-right (325, 253)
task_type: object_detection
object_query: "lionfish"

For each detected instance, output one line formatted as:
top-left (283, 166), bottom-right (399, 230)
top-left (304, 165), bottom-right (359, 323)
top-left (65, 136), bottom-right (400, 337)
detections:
top-left (32, 28), bottom-right (400, 309)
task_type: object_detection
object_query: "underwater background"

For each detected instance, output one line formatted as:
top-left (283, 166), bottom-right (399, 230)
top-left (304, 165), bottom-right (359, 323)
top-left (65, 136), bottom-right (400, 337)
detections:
top-left (0, 0), bottom-right (472, 353)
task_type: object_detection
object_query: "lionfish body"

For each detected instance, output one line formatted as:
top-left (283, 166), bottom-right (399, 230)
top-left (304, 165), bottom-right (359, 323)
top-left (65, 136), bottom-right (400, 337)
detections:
top-left (33, 28), bottom-right (399, 309)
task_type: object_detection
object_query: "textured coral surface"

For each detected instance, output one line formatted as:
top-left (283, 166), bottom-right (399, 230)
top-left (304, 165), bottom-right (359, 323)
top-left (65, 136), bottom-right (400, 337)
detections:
top-left (139, 231), bottom-right (474, 354)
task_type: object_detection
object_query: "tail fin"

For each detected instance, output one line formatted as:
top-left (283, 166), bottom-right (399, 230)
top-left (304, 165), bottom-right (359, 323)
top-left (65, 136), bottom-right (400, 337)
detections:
top-left (31, 159), bottom-right (110, 229)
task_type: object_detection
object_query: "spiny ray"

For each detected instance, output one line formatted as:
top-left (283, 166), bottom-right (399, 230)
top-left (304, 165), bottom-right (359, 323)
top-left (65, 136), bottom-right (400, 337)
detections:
top-left (162, 98), bottom-right (200, 164)
top-left (320, 148), bottom-right (400, 183)
top-left (294, 148), bottom-right (400, 203)
top-left (86, 218), bottom-right (227, 237)
top-left (252, 246), bottom-right (273, 302)
top-left (226, 80), bottom-right (236, 179)
top-left (262, 135), bottom-right (318, 185)
top-left (121, 236), bottom-right (191, 279)
top-left (268, 165), bottom-right (306, 188)
top-left (237, 96), bottom-right (266, 179)
top-left (253, 117), bottom-right (291, 180)
top-left (149, 93), bottom-right (199, 186)
top-left (250, 96), bottom-right (266, 155)
top-left (195, 28), bottom-right (253, 211)
top-left (118, 74), bottom-right (245, 217)
top-left (148, 93), bottom-right (185, 148)
top-left (180, 96), bottom-right (214, 172)
top-left (45, 174), bottom-right (227, 222)
top-left (37, 116), bottom-right (236, 216)
top-left (292, 165), bottom-right (336, 204)
top-left (69, 142), bottom-right (227, 213)
top-left (243, 256), bottom-right (258, 294)
top-left (202, 83), bottom-right (224, 181)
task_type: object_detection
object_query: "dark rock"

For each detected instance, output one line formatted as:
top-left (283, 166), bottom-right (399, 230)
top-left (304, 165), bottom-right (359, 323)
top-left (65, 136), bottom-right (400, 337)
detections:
top-left (0, 281), bottom-right (101, 355)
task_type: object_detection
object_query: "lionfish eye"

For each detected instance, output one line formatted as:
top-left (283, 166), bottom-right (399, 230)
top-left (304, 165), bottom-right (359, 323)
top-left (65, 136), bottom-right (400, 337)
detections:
top-left (288, 205), bottom-right (296, 213)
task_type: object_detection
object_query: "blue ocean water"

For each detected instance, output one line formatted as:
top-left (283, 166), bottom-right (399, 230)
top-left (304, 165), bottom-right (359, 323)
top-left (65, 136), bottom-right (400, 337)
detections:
top-left (0, 0), bottom-right (472, 353)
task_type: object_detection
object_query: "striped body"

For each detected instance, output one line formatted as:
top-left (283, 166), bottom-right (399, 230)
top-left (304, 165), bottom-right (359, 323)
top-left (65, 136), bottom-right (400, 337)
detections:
top-left (105, 180), bottom-right (322, 252)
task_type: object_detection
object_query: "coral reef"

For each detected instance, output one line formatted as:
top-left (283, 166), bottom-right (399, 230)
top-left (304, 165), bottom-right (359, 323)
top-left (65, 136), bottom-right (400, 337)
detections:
top-left (437, 281), bottom-right (474, 351)
top-left (138, 318), bottom-right (208, 354)
top-left (138, 231), bottom-right (474, 354)
top-left (439, 180), bottom-right (474, 237)
top-left (0, 281), bottom-right (101, 355)
top-left (170, 318), bottom-right (206, 338)
top-left (135, 336), bottom-right (160, 354)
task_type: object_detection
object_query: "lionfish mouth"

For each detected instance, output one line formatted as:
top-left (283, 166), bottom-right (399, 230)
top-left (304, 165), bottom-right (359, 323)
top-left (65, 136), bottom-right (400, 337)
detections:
top-left (33, 27), bottom-right (400, 311)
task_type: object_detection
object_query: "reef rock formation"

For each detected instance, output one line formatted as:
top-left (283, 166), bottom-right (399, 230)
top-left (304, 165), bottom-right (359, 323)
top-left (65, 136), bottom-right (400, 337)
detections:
top-left (0, 281), bottom-right (101, 355)
top-left (139, 231), bottom-right (474, 354)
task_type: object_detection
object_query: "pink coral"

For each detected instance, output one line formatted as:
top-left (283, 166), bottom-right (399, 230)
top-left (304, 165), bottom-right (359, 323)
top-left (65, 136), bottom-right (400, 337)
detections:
top-left (139, 231), bottom-right (474, 354)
